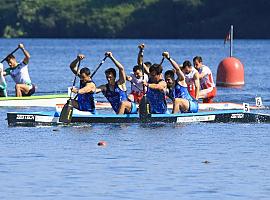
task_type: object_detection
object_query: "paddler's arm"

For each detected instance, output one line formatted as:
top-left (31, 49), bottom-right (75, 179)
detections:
top-left (70, 54), bottom-right (85, 76)
top-left (137, 44), bottom-right (150, 75)
top-left (1, 69), bottom-right (7, 76)
top-left (194, 72), bottom-right (200, 100)
top-left (126, 75), bottom-right (132, 82)
top-left (95, 84), bottom-right (106, 94)
top-left (162, 52), bottom-right (185, 81)
top-left (105, 52), bottom-right (126, 85)
top-left (71, 82), bottom-right (96, 94)
top-left (144, 80), bottom-right (167, 92)
top-left (19, 43), bottom-right (30, 65)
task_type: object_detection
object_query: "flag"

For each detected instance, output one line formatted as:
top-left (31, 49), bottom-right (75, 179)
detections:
top-left (224, 30), bottom-right (231, 45)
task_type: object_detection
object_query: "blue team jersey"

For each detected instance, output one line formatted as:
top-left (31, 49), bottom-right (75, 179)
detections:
top-left (168, 82), bottom-right (198, 113)
top-left (102, 83), bottom-right (129, 113)
top-left (77, 80), bottom-right (96, 113)
top-left (146, 80), bottom-right (167, 114)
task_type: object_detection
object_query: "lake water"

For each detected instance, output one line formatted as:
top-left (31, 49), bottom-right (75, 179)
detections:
top-left (0, 39), bottom-right (270, 199)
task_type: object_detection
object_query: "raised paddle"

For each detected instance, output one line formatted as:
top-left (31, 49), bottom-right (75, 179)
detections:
top-left (90, 56), bottom-right (108, 78)
top-left (138, 47), bottom-right (151, 118)
top-left (159, 57), bottom-right (165, 66)
top-left (128, 79), bottom-right (143, 92)
top-left (59, 59), bottom-right (81, 123)
top-left (1, 47), bottom-right (20, 63)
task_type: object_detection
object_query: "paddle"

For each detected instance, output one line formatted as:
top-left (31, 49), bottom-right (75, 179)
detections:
top-left (159, 57), bottom-right (165, 66)
top-left (138, 47), bottom-right (151, 118)
top-left (1, 47), bottom-right (20, 63)
top-left (128, 80), bottom-right (143, 92)
top-left (90, 56), bottom-right (108, 78)
top-left (59, 59), bottom-right (81, 123)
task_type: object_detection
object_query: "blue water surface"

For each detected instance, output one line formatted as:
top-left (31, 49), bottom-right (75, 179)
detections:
top-left (0, 39), bottom-right (270, 200)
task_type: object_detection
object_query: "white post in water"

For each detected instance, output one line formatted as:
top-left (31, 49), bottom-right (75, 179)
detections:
top-left (230, 25), bottom-right (233, 57)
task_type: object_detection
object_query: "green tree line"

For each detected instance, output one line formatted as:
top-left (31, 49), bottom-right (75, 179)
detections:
top-left (0, 0), bottom-right (269, 38)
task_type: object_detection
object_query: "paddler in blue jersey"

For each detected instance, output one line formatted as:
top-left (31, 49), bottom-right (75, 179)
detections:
top-left (96, 52), bottom-right (137, 115)
top-left (142, 64), bottom-right (168, 114)
top-left (2, 43), bottom-right (35, 97)
top-left (69, 54), bottom-right (96, 114)
top-left (162, 52), bottom-right (198, 114)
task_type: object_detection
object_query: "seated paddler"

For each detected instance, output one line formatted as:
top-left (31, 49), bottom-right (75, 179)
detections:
top-left (163, 52), bottom-right (198, 114)
top-left (142, 63), bottom-right (168, 114)
top-left (96, 52), bottom-right (137, 115)
top-left (69, 54), bottom-right (96, 114)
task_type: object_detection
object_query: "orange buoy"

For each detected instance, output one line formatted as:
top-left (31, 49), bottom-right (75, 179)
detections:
top-left (216, 57), bottom-right (244, 87)
top-left (97, 141), bottom-right (107, 146)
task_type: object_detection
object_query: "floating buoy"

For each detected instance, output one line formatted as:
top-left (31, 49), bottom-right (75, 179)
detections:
top-left (97, 141), bottom-right (107, 146)
top-left (216, 57), bottom-right (244, 87)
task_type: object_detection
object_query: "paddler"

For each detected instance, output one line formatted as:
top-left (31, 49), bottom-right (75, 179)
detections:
top-left (69, 54), bottom-right (96, 114)
top-left (96, 52), bottom-right (137, 115)
top-left (2, 43), bottom-right (35, 97)
top-left (142, 64), bottom-right (168, 114)
top-left (182, 62), bottom-right (200, 100)
top-left (137, 44), bottom-right (152, 75)
top-left (126, 45), bottom-right (150, 103)
top-left (163, 52), bottom-right (198, 114)
top-left (193, 56), bottom-right (217, 103)
top-left (126, 65), bottom-right (148, 103)
top-left (0, 63), bottom-right (7, 97)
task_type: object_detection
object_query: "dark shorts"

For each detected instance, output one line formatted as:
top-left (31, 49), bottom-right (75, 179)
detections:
top-left (0, 89), bottom-right (7, 97)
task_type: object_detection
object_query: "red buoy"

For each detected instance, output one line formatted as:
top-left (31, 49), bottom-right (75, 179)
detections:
top-left (216, 57), bottom-right (244, 87)
top-left (97, 141), bottom-right (107, 146)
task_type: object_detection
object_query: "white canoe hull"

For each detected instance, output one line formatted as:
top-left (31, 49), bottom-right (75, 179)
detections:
top-left (0, 94), bottom-right (264, 111)
top-left (0, 94), bottom-right (68, 107)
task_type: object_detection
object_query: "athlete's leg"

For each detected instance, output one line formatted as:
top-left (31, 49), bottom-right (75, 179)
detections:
top-left (15, 84), bottom-right (30, 97)
top-left (172, 98), bottom-right (189, 114)
top-left (118, 101), bottom-right (133, 114)
top-left (203, 87), bottom-right (217, 103)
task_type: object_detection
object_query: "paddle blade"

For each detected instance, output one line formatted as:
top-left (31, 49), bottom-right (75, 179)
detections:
top-left (139, 95), bottom-right (151, 118)
top-left (59, 100), bottom-right (74, 123)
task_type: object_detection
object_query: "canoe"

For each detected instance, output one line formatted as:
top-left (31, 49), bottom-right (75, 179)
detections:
top-left (7, 109), bottom-right (270, 126)
top-left (0, 94), bottom-right (68, 107)
top-left (0, 93), bottom-right (265, 111)
top-left (55, 101), bottom-right (264, 112)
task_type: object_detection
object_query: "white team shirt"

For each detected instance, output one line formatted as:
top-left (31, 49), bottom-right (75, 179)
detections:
top-left (6, 61), bottom-right (31, 85)
top-left (130, 73), bottom-right (148, 93)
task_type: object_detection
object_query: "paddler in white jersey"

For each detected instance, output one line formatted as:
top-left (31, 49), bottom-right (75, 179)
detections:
top-left (3, 44), bottom-right (35, 97)
top-left (193, 56), bottom-right (217, 103)
top-left (126, 44), bottom-right (150, 103)
top-left (0, 63), bottom-right (7, 97)
top-left (126, 65), bottom-right (148, 103)
top-left (182, 63), bottom-right (200, 100)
